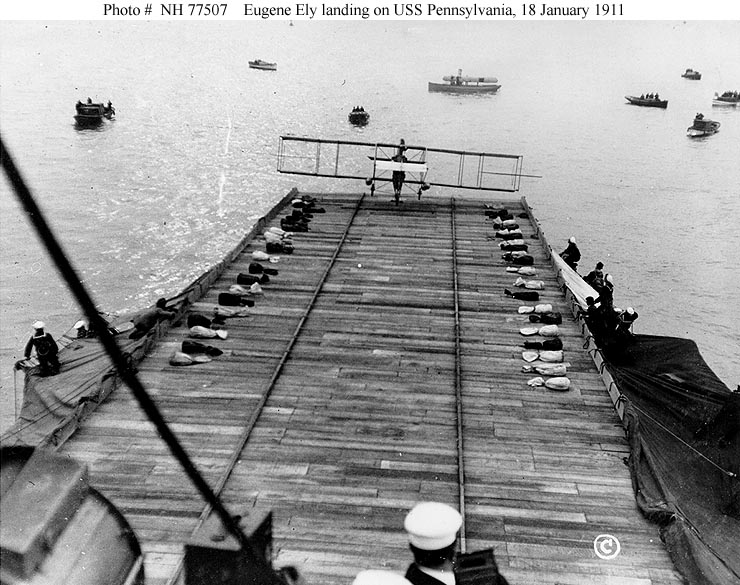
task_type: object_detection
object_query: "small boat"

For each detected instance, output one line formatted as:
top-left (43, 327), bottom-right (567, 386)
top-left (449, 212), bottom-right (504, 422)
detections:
top-left (348, 106), bottom-right (369, 126)
top-left (74, 99), bottom-right (115, 126)
top-left (687, 113), bottom-right (720, 137)
top-left (681, 68), bottom-right (701, 80)
top-left (712, 90), bottom-right (740, 106)
top-left (249, 59), bottom-right (277, 71)
top-left (428, 69), bottom-right (500, 94)
top-left (625, 95), bottom-right (668, 109)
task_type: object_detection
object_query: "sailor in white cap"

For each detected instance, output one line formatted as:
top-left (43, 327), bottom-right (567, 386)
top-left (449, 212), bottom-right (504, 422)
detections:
top-left (19, 320), bottom-right (60, 376)
top-left (616, 306), bottom-right (639, 337)
top-left (403, 502), bottom-right (462, 585)
top-left (559, 236), bottom-right (581, 271)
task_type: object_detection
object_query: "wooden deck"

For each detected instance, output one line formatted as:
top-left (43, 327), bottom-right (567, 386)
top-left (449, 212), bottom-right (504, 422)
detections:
top-left (57, 192), bottom-right (683, 585)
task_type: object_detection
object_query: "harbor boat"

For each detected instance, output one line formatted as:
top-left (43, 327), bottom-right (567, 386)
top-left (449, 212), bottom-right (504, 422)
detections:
top-left (428, 69), bottom-right (500, 94)
top-left (681, 68), bottom-right (701, 80)
top-left (712, 90), bottom-right (740, 106)
top-left (625, 94), bottom-right (668, 109)
top-left (249, 59), bottom-right (277, 71)
top-left (687, 112), bottom-right (720, 137)
top-left (74, 99), bottom-right (115, 126)
top-left (1, 136), bottom-right (737, 585)
top-left (348, 106), bottom-right (369, 126)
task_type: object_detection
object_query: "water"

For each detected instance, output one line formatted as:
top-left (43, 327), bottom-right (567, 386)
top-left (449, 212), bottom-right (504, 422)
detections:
top-left (1, 20), bottom-right (739, 432)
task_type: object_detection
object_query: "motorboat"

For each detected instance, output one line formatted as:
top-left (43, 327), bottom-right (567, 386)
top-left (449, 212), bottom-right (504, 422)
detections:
top-left (681, 68), bottom-right (701, 80)
top-left (249, 59), bottom-right (277, 71)
top-left (625, 95), bottom-right (667, 109)
top-left (687, 113), bottom-right (720, 137)
top-left (712, 91), bottom-right (739, 106)
top-left (428, 69), bottom-right (500, 94)
top-left (74, 99), bottom-right (115, 126)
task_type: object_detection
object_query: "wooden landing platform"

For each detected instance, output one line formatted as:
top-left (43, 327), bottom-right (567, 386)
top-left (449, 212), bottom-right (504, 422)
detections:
top-left (57, 192), bottom-right (683, 585)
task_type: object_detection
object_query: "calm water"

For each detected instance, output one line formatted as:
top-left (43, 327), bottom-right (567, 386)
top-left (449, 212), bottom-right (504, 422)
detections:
top-left (1, 21), bottom-right (739, 432)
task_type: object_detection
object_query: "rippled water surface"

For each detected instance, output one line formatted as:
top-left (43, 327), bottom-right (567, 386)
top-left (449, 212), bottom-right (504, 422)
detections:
top-left (1, 20), bottom-right (739, 431)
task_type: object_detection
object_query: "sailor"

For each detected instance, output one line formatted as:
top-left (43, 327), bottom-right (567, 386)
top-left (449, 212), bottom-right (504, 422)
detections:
top-left (404, 502), bottom-right (462, 585)
top-left (559, 237), bottom-right (581, 271)
top-left (129, 298), bottom-right (176, 340)
top-left (655, 93), bottom-right (659, 100)
top-left (615, 307), bottom-right (639, 337)
top-left (584, 261), bottom-right (604, 288)
top-left (20, 321), bottom-right (60, 376)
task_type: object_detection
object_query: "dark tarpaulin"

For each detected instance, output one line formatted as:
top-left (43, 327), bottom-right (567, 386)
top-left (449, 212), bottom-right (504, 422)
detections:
top-left (0, 318), bottom-right (157, 449)
top-left (604, 334), bottom-right (740, 585)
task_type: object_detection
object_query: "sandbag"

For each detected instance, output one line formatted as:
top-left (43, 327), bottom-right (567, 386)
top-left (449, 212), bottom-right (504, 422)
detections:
top-left (500, 241), bottom-right (528, 251)
top-left (539, 350), bottom-right (564, 362)
top-left (514, 277), bottom-right (544, 290)
top-left (518, 305), bottom-right (535, 314)
top-left (503, 253), bottom-right (534, 265)
top-left (538, 325), bottom-right (560, 337)
top-left (189, 325), bottom-right (228, 340)
top-left (534, 304), bottom-right (553, 314)
top-left (182, 340), bottom-right (223, 356)
top-left (237, 272), bottom-right (269, 285)
top-left (187, 314), bottom-right (212, 329)
top-left (522, 363), bottom-right (567, 376)
top-left (169, 351), bottom-right (212, 366)
top-left (505, 289), bottom-right (540, 301)
top-left (219, 292), bottom-right (243, 306)
top-left (545, 377), bottom-right (571, 391)
top-left (519, 327), bottom-right (539, 336)
top-left (523, 338), bottom-right (563, 351)
top-left (529, 312), bottom-right (562, 325)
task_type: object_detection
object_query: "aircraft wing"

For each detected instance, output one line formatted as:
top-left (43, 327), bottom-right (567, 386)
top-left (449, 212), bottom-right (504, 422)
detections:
top-left (277, 136), bottom-right (525, 192)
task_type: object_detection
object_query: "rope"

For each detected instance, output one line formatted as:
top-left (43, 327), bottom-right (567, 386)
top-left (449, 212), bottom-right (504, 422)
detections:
top-left (450, 197), bottom-right (467, 553)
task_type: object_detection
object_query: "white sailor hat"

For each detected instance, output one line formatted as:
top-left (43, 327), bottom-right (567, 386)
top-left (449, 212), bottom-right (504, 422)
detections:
top-left (404, 502), bottom-right (462, 550)
top-left (352, 570), bottom-right (412, 585)
top-left (568, 237), bottom-right (576, 243)
top-left (626, 307), bottom-right (635, 315)
top-left (33, 320), bottom-right (45, 330)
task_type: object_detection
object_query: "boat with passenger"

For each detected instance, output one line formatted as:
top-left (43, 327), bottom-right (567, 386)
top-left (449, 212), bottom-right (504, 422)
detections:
top-left (687, 112), bottom-right (720, 137)
top-left (428, 69), bottom-right (500, 94)
top-left (625, 94), bottom-right (668, 109)
top-left (681, 68), bottom-right (701, 80)
top-left (712, 90), bottom-right (740, 106)
top-left (249, 59), bottom-right (277, 71)
top-left (348, 106), bottom-right (369, 126)
top-left (73, 99), bottom-right (115, 126)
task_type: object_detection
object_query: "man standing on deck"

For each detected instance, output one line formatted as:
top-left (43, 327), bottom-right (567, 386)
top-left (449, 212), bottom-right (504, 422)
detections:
top-left (392, 139), bottom-right (408, 203)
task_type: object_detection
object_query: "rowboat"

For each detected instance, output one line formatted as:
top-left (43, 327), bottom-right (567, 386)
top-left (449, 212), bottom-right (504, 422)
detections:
top-left (681, 68), bottom-right (701, 80)
top-left (625, 95), bottom-right (668, 109)
top-left (687, 112), bottom-right (720, 137)
top-left (348, 107), bottom-right (370, 126)
top-left (249, 59), bottom-right (277, 71)
top-left (428, 69), bottom-right (500, 94)
top-left (712, 91), bottom-right (740, 106)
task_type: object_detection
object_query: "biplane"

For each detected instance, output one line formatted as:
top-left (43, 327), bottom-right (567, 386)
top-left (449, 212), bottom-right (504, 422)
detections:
top-left (277, 136), bottom-right (527, 205)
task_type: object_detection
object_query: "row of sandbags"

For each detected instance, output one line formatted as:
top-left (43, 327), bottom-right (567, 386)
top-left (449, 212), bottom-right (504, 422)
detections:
top-left (486, 205), bottom-right (571, 392)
